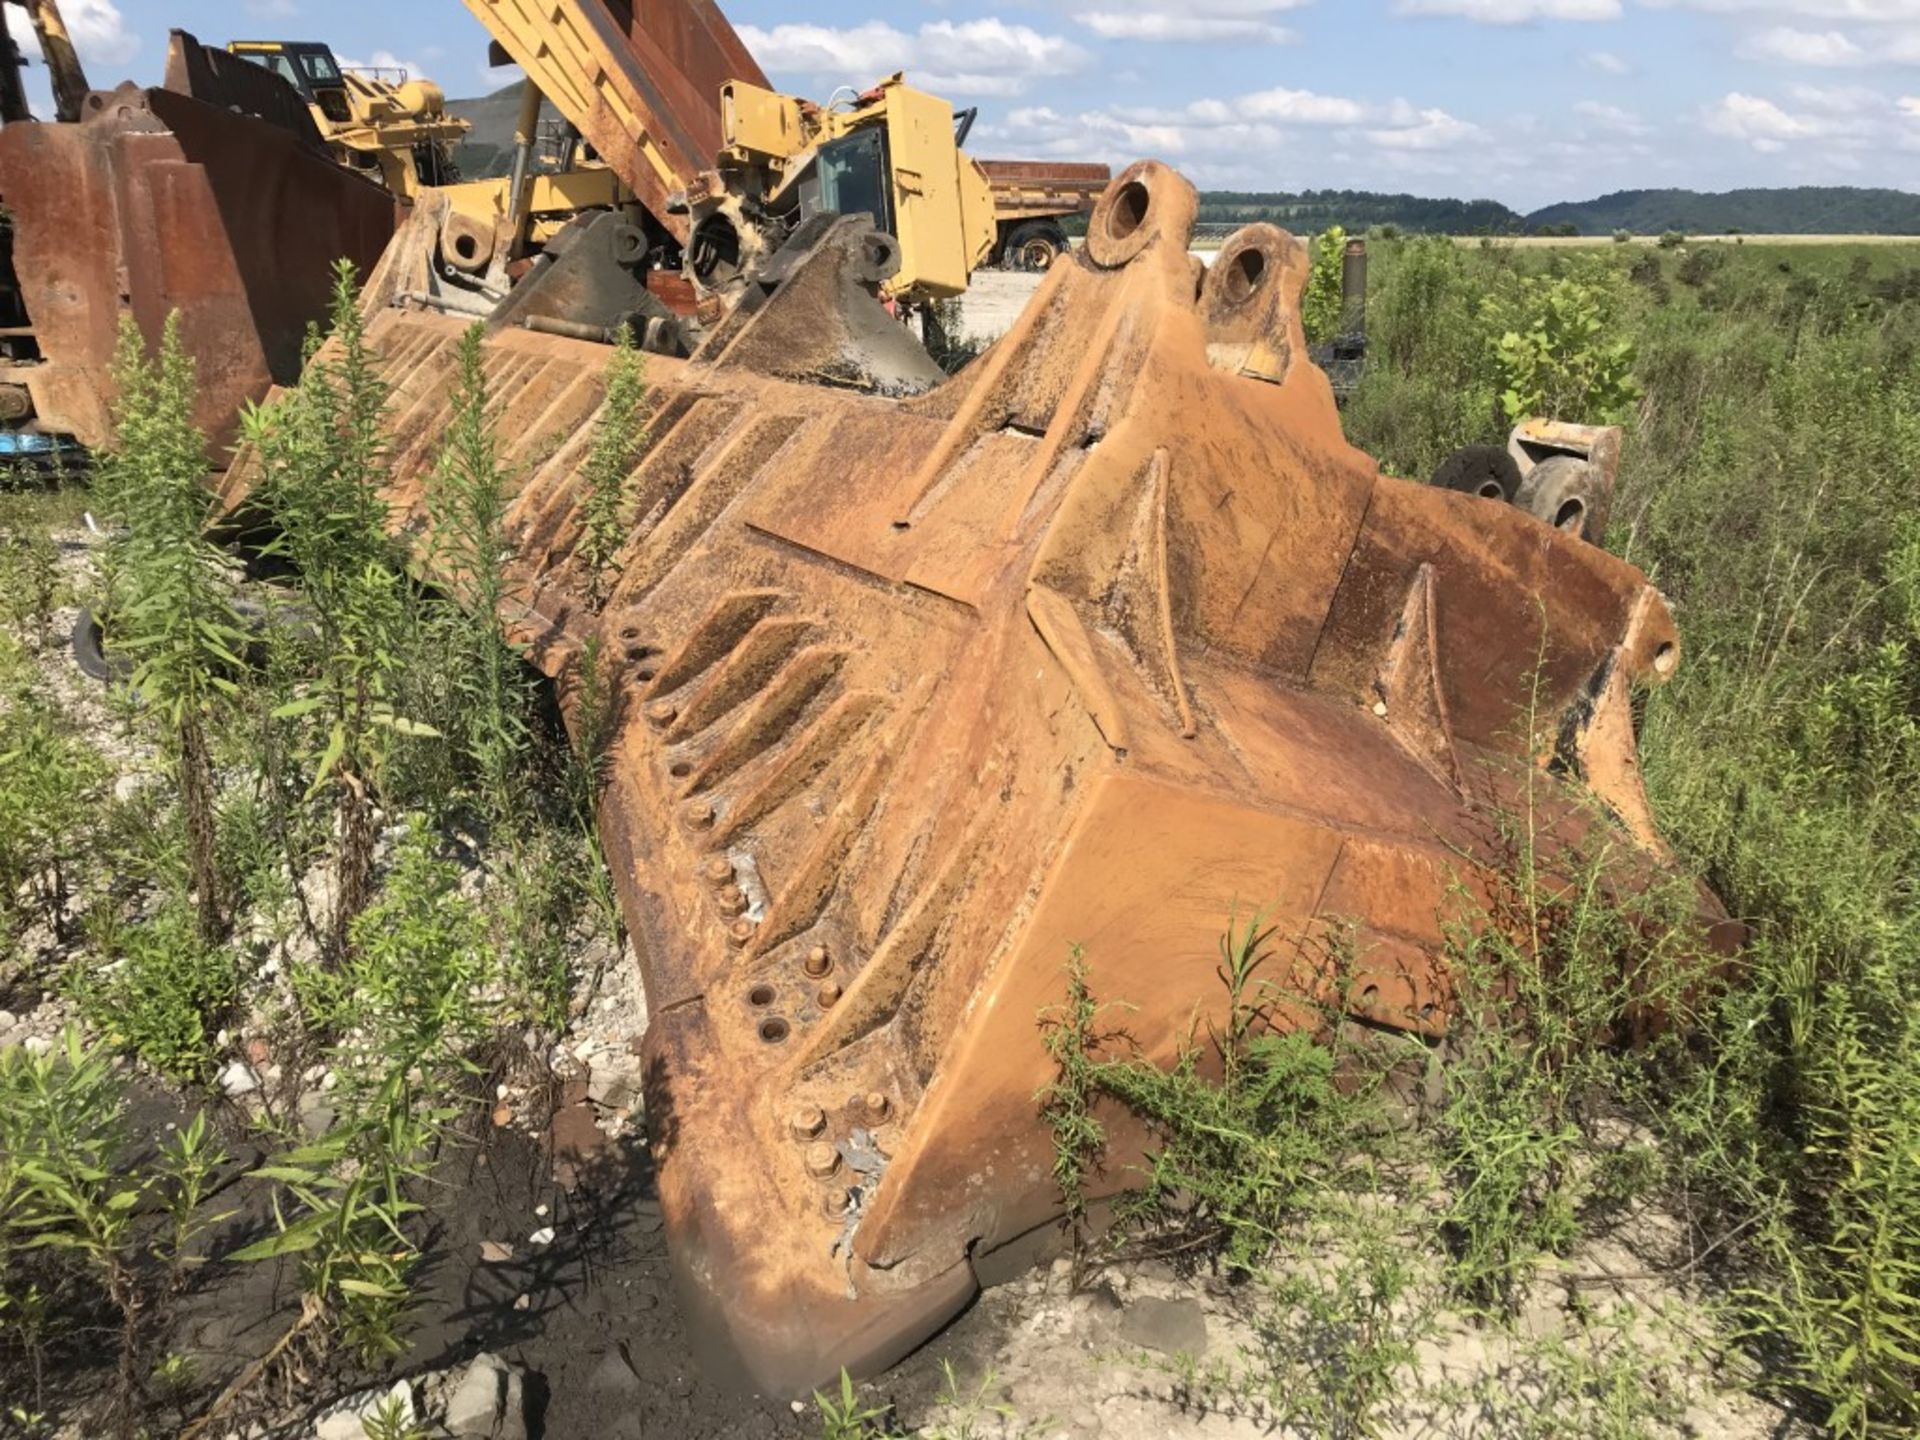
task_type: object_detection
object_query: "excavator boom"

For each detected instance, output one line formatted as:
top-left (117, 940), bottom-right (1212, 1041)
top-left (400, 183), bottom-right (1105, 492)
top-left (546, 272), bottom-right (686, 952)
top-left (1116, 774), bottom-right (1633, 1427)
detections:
top-left (458, 0), bottom-right (768, 246)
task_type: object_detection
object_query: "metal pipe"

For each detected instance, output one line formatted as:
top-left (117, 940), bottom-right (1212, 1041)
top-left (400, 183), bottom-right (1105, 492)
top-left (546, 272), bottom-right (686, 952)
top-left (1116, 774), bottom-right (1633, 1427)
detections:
top-left (1340, 237), bottom-right (1368, 338)
top-left (505, 77), bottom-right (543, 232)
top-left (22, 0), bottom-right (88, 123)
top-left (523, 314), bottom-right (617, 344)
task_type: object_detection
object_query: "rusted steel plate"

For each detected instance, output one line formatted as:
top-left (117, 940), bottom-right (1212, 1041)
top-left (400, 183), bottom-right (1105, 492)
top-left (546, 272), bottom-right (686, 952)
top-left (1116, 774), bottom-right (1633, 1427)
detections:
top-left (311, 161), bottom-right (1713, 1393)
top-left (0, 40), bottom-right (396, 452)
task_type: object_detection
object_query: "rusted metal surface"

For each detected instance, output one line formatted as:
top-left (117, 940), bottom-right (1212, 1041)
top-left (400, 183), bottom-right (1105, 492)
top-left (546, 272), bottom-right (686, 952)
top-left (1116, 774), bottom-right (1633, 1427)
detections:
top-left (265, 161), bottom-right (1716, 1393)
top-left (162, 32), bottom-right (324, 148)
top-left (977, 157), bottom-right (1112, 218)
top-left (0, 31), bottom-right (396, 451)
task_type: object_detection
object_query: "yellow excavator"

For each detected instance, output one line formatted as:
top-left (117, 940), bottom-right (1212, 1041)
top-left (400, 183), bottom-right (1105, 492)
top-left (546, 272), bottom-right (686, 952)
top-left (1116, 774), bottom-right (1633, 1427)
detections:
top-left (371, 0), bottom-right (1107, 347)
top-left (225, 39), bottom-right (467, 199)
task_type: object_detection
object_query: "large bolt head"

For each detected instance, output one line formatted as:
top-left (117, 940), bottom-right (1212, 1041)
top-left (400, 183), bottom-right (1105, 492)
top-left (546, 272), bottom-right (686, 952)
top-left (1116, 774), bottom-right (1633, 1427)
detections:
top-left (805, 1141), bottom-right (841, 1178)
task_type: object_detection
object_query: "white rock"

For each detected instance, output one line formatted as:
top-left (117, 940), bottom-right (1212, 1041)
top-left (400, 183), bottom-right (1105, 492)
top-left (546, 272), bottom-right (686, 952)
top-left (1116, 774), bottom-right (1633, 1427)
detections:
top-left (23, 1036), bottom-right (53, 1057)
top-left (311, 1380), bottom-right (413, 1440)
top-left (533, 1203), bottom-right (549, 1218)
top-left (587, 1057), bottom-right (644, 1113)
top-left (528, 1226), bottom-right (555, 1246)
top-left (218, 1061), bottom-right (260, 1097)
top-left (442, 1351), bottom-right (526, 1440)
top-left (0, 1010), bottom-right (16, 1032)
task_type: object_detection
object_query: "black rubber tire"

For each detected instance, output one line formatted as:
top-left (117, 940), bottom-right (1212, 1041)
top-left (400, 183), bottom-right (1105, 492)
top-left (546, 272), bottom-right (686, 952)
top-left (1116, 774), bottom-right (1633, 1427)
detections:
top-left (1432, 444), bottom-right (1522, 502)
top-left (1003, 220), bottom-right (1069, 272)
top-left (1514, 454), bottom-right (1604, 543)
top-left (71, 607), bottom-right (132, 683)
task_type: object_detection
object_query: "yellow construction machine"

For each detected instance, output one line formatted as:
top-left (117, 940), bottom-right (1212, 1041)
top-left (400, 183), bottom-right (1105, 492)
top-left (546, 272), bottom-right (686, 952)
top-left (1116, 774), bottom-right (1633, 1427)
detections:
top-left (686, 74), bottom-right (1107, 309)
top-left (226, 39), bottom-right (467, 199)
top-left (368, 0), bottom-right (1107, 355)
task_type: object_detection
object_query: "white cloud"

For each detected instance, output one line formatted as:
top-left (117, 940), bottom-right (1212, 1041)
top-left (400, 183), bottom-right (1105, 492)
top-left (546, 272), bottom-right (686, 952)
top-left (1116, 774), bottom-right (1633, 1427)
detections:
top-left (1644, 1), bottom-right (1920, 17)
top-left (1582, 48), bottom-right (1631, 71)
top-left (1073, 0), bottom-right (1308, 42)
top-left (15, 0), bottom-right (139, 71)
top-left (1394, 0), bottom-right (1622, 21)
top-left (1235, 86), bottom-right (1370, 123)
top-left (1366, 106), bottom-right (1486, 146)
top-left (1701, 90), bottom-right (1831, 147)
top-left (1902, 94), bottom-right (1920, 111)
top-left (1742, 26), bottom-right (1867, 63)
top-left (338, 50), bottom-right (433, 84)
top-left (737, 18), bottom-right (1089, 97)
top-left (1575, 99), bottom-right (1651, 131)
top-left (242, 0), bottom-right (300, 18)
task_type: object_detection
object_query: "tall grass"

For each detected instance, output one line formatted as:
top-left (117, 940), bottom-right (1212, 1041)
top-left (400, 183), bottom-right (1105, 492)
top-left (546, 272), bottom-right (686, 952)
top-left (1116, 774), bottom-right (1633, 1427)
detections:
top-left (1341, 235), bottom-right (1920, 1435)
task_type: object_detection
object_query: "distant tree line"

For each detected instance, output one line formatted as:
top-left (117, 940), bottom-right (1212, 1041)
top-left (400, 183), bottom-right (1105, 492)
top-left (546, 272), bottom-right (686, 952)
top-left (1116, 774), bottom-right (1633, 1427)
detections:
top-left (1197, 185), bottom-right (1920, 237)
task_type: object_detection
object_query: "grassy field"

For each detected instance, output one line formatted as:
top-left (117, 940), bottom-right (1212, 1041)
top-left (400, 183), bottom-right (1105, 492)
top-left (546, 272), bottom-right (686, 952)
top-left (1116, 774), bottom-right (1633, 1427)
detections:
top-left (1340, 232), bottom-right (1920, 1437)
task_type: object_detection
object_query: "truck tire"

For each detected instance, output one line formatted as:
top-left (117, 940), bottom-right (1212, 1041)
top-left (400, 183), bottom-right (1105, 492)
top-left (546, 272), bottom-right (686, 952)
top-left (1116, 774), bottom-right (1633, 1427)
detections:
top-left (1432, 445), bottom-right (1521, 502)
top-left (71, 607), bottom-right (131, 684)
top-left (1003, 220), bottom-right (1070, 272)
top-left (1514, 455), bottom-right (1605, 543)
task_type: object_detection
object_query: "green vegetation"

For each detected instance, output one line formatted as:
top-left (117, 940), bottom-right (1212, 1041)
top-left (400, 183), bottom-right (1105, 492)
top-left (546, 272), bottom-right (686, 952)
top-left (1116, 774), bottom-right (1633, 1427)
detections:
top-left (1023, 234), bottom-right (1920, 1438)
top-left (1527, 185), bottom-right (1920, 237)
top-left (1199, 184), bottom-right (1920, 240)
top-left (577, 328), bottom-right (650, 610)
top-left (0, 265), bottom-right (624, 1437)
top-left (1301, 225), bottom-right (1348, 345)
top-left (1199, 188), bottom-right (1523, 236)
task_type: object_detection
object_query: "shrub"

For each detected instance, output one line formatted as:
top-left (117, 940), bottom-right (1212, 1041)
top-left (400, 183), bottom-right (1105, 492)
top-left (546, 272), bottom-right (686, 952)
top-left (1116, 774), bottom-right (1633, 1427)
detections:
top-left (246, 263), bottom-right (423, 957)
top-left (577, 330), bottom-right (650, 609)
top-left (95, 314), bottom-right (248, 943)
top-left (70, 902), bottom-right (237, 1082)
top-left (422, 323), bottom-right (531, 831)
top-left (1301, 225), bottom-right (1348, 346)
top-left (1486, 261), bottom-right (1640, 425)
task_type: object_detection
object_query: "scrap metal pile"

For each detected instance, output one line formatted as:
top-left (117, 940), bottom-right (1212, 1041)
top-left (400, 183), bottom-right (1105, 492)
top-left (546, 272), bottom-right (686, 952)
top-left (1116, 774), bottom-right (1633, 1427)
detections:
top-left (0, 0), bottom-right (1722, 1397)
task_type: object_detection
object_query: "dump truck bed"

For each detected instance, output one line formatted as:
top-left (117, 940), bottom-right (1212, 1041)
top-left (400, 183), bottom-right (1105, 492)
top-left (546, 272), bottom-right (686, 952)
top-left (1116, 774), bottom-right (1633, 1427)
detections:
top-left (979, 158), bottom-right (1110, 222)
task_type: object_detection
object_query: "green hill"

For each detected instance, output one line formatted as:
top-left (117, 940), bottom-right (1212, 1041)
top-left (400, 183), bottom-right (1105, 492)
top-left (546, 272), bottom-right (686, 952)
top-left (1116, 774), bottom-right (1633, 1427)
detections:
top-left (1197, 189), bottom-right (1523, 234)
top-left (1524, 187), bottom-right (1920, 236)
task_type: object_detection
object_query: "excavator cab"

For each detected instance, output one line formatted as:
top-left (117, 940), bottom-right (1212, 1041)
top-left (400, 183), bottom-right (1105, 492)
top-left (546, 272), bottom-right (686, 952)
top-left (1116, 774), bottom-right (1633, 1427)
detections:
top-left (228, 41), bottom-right (350, 117)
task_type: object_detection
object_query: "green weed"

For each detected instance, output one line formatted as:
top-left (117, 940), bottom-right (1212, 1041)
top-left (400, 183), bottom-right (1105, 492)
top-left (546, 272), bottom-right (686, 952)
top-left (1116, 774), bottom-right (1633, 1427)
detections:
top-left (577, 329), bottom-right (649, 609)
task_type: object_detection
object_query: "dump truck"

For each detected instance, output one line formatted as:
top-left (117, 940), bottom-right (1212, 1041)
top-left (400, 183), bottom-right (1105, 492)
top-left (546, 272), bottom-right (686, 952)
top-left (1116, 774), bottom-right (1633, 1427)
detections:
top-left (0, 7), bottom-right (397, 456)
top-left (421, 0), bottom-right (1107, 327)
top-left (225, 39), bottom-right (467, 198)
top-left (219, 160), bottom-right (1729, 1392)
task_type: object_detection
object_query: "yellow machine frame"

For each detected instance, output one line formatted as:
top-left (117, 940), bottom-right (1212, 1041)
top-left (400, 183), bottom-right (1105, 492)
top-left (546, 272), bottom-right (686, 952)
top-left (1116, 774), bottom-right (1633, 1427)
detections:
top-left (718, 75), bottom-right (997, 303)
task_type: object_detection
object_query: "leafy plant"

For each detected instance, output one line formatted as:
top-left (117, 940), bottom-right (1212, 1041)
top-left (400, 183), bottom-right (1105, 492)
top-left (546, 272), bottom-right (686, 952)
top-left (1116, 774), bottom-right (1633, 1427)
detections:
top-left (0, 691), bottom-right (106, 946)
top-left (95, 314), bottom-right (248, 943)
top-left (1487, 264), bottom-right (1640, 425)
top-left (0, 1029), bottom-right (229, 1434)
top-left (245, 262), bottom-right (425, 958)
top-left (577, 330), bottom-right (649, 609)
top-left (422, 323), bottom-right (531, 831)
top-left (813, 1369), bottom-right (895, 1440)
top-left (1041, 918), bottom-right (1397, 1276)
top-left (68, 901), bottom-right (237, 1082)
top-left (1302, 225), bottom-right (1349, 345)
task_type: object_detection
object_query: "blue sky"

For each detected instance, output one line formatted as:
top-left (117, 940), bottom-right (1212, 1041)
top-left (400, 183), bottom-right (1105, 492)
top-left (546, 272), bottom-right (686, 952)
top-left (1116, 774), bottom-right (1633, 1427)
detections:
top-left (17, 0), bottom-right (1920, 210)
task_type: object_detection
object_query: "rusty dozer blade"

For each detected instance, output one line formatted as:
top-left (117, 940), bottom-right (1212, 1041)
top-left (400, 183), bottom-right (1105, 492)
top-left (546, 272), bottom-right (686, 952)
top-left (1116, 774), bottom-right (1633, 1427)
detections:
top-left (0, 30), bottom-right (397, 455)
top-left (259, 161), bottom-right (1719, 1392)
